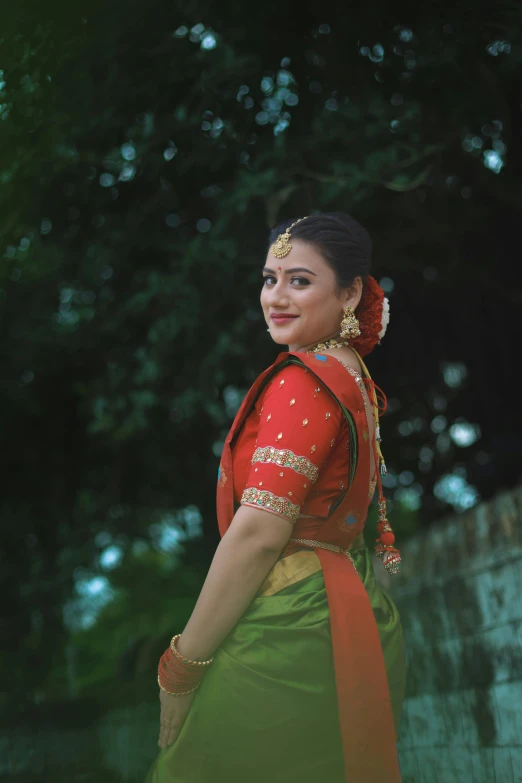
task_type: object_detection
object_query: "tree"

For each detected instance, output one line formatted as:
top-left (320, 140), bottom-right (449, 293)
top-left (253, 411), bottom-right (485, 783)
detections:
top-left (1, 0), bottom-right (521, 700)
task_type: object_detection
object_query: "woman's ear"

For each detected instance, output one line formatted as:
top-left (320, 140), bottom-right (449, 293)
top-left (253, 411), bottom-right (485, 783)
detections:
top-left (342, 276), bottom-right (363, 309)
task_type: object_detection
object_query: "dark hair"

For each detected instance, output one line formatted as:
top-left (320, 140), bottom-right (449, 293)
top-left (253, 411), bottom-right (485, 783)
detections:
top-left (268, 212), bottom-right (372, 292)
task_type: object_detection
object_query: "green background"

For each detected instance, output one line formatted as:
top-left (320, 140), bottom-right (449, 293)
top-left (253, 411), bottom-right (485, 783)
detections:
top-left (1, 2), bottom-right (521, 779)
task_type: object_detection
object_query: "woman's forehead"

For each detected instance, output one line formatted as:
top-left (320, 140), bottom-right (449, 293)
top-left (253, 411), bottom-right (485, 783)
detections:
top-left (264, 239), bottom-right (327, 269)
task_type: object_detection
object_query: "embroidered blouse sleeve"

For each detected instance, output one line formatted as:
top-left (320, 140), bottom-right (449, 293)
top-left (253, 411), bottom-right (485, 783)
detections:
top-left (240, 364), bottom-right (343, 524)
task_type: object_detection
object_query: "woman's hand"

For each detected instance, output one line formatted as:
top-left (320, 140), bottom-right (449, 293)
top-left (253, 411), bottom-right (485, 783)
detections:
top-left (158, 687), bottom-right (197, 749)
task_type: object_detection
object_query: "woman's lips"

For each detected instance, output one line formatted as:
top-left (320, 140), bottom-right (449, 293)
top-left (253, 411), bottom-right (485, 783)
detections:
top-left (270, 315), bottom-right (299, 324)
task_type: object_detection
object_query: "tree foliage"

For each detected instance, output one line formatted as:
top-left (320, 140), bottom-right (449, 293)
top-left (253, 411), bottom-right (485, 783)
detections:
top-left (1, 0), bottom-right (521, 700)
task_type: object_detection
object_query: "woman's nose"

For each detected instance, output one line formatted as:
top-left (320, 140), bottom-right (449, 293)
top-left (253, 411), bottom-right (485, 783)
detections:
top-left (266, 283), bottom-right (290, 306)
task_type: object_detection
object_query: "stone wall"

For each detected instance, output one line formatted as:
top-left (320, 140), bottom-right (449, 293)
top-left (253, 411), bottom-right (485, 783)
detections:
top-left (3, 486), bottom-right (521, 782)
top-left (387, 484), bottom-right (522, 783)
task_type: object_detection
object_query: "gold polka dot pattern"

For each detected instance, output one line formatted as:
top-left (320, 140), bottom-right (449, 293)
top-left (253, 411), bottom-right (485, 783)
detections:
top-left (236, 364), bottom-right (345, 520)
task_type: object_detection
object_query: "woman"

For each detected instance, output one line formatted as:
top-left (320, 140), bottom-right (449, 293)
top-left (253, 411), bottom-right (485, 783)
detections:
top-left (146, 213), bottom-right (406, 783)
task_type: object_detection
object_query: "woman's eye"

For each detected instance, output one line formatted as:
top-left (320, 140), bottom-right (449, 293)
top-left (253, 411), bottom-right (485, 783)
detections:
top-left (262, 276), bottom-right (310, 286)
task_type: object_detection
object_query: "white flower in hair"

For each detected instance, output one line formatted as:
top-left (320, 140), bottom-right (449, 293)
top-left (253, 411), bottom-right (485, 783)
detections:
top-left (378, 297), bottom-right (390, 340)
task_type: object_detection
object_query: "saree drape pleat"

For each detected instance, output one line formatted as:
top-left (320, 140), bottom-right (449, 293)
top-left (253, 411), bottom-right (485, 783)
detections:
top-left (145, 542), bottom-right (406, 783)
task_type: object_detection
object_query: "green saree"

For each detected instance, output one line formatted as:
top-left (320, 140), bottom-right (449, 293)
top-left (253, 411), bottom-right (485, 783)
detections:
top-left (145, 538), bottom-right (406, 783)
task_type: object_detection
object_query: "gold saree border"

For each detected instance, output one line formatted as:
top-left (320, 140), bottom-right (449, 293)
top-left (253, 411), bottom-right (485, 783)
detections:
top-left (257, 549), bottom-right (322, 597)
top-left (257, 532), bottom-right (366, 597)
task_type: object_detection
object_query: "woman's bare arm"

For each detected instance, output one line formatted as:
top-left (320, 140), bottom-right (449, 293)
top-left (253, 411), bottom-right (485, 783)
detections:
top-left (175, 505), bottom-right (293, 662)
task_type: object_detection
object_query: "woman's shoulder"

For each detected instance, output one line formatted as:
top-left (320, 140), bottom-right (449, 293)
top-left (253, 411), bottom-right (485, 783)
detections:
top-left (310, 347), bottom-right (363, 374)
top-left (254, 359), bottom-right (344, 435)
top-left (255, 350), bottom-right (367, 409)
top-left (291, 349), bottom-right (366, 387)
top-left (261, 360), bottom-right (320, 395)
top-left (261, 350), bottom-right (364, 391)
top-left (257, 356), bottom-right (346, 420)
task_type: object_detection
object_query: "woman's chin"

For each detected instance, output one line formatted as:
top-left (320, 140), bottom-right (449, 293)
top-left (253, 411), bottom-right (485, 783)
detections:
top-left (268, 325), bottom-right (306, 348)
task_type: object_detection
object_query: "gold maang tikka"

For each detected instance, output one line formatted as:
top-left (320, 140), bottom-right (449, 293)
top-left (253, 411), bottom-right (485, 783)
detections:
top-left (271, 216), bottom-right (309, 258)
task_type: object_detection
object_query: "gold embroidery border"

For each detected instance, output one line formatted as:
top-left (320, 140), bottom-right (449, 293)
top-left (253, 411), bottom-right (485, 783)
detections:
top-left (252, 446), bottom-right (319, 483)
top-left (330, 358), bottom-right (377, 500)
top-left (241, 487), bottom-right (300, 523)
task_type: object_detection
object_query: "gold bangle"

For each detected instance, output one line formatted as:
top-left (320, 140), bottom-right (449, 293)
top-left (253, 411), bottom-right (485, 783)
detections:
top-left (157, 675), bottom-right (200, 696)
top-left (170, 634), bottom-right (214, 667)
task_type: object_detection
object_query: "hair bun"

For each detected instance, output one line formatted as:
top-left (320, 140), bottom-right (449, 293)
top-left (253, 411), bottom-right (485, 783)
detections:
top-left (350, 276), bottom-right (387, 357)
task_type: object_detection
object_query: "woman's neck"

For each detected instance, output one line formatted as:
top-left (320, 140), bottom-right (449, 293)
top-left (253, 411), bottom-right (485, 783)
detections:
top-left (288, 331), bottom-right (343, 353)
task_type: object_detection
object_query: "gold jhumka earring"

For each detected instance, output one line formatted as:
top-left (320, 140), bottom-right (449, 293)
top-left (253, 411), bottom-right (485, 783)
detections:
top-left (271, 216), bottom-right (309, 258)
top-left (340, 306), bottom-right (361, 340)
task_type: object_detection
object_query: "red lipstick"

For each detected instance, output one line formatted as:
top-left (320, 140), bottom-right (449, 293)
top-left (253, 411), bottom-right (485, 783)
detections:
top-left (270, 313), bottom-right (299, 324)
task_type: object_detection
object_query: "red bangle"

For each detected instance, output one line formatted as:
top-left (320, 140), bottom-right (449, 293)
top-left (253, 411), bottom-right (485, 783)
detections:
top-left (157, 675), bottom-right (200, 696)
top-left (158, 647), bottom-right (210, 693)
top-left (170, 634), bottom-right (214, 666)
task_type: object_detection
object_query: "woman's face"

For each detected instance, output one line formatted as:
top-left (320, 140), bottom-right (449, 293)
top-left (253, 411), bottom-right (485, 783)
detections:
top-left (261, 239), bottom-right (362, 352)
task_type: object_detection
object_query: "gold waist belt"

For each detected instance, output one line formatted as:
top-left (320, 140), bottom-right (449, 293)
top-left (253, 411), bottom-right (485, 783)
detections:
top-left (288, 537), bottom-right (356, 569)
top-left (257, 532), bottom-right (365, 598)
top-left (258, 537), bottom-right (360, 598)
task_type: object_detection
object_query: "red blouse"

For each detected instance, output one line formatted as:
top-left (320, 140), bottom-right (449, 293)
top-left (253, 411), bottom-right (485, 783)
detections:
top-left (233, 359), bottom-right (376, 525)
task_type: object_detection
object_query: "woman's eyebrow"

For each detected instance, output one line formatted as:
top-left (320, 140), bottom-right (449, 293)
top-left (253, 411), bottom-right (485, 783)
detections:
top-left (263, 267), bottom-right (317, 276)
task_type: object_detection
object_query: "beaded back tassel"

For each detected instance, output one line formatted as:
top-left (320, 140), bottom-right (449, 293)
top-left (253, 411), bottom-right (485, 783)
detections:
top-left (352, 350), bottom-right (402, 575)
